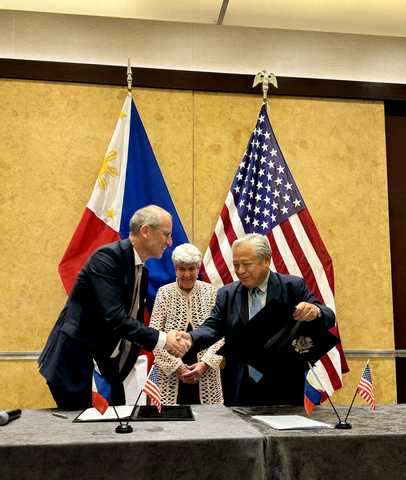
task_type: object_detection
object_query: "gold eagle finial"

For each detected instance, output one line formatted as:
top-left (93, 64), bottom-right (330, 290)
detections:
top-left (253, 70), bottom-right (278, 101)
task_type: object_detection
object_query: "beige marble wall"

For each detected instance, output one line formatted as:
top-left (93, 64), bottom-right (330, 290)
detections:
top-left (0, 79), bottom-right (394, 409)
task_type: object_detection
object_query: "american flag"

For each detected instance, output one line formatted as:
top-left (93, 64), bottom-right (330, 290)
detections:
top-left (142, 364), bottom-right (161, 413)
top-left (201, 103), bottom-right (348, 396)
top-left (358, 363), bottom-right (375, 410)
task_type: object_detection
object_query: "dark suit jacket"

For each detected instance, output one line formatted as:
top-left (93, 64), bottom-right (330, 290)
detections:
top-left (38, 238), bottom-right (159, 398)
top-left (190, 271), bottom-right (335, 406)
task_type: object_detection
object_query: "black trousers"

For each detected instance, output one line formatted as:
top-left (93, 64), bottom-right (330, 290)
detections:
top-left (48, 382), bottom-right (92, 410)
top-left (47, 354), bottom-right (127, 410)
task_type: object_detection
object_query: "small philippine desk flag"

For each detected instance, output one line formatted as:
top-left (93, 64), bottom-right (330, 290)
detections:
top-left (92, 360), bottom-right (111, 415)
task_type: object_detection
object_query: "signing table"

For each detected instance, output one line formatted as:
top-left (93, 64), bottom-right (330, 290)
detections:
top-left (239, 404), bottom-right (406, 480)
top-left (0, 405), bottom-right (264, 480)
top-left (1, 404), bottom-right (406, 479)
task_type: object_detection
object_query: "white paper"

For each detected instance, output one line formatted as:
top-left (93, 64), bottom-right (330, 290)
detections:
top-left (123, 355), bottom-right (148, 405)
top-left (75, 405), bottom-right (135, 421)
top-left (252, 414), bottom-right (333, 430)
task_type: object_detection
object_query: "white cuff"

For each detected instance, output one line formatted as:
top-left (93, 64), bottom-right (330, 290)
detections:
top-left (155, 331), bottom-right (167, 350)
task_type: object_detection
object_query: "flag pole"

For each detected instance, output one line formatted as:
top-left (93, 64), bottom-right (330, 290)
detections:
top-left (307, 362), bottom-right (350, 429)
top-left (343, 359), bottom-right (370, 423)
top-left (122, 374), bottom-right (147, 427)
top-left (127, 56), bottom-right (132, 98)
top-left (114, 58), bottom-right (136, 434)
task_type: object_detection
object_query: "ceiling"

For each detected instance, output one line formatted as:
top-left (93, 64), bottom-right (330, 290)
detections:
top-left (1, 0), bottom-right (406, 38)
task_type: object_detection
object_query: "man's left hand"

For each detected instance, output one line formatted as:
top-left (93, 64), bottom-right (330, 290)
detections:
top-left (293, 302), bottom-right (318, 322)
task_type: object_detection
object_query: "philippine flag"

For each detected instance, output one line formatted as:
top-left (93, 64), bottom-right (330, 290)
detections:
top-left (92, 363), bottom-right (111, 415)
top-left (58, 95), bottom-right (188, 319)
top-left (304, 368), bottom-right (326, 416)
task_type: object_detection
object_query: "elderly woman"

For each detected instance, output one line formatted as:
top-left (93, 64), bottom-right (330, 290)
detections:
top-left (149, 243), bottom-right (224, 405)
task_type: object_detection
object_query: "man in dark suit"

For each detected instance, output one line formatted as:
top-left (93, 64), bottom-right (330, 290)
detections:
top-left (183, 233), bottom-right (335, 407)
top-left (38, 205), bottom-right (191, 409)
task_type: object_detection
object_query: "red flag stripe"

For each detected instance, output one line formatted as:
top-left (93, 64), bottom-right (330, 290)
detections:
top-left (285, 213), bottom-right (336, 310)
top-left (200, 262), bottom-right (210, 283)
top-left (208, 232), bottom-right (234, 286)
top-left (279, 218), bottom-right (325, 303)
top-left (267, 231), bottom-right (289, 274)
top-left (318, 352), bottom-right (343, 391)
top-left (221, 203), bottom-right (238, 247)
top-left (298, 209), bottom-right (335, 295)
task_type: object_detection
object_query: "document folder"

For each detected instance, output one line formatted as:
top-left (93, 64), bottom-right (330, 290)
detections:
top-left (217, 298), bottom-right (340, 375)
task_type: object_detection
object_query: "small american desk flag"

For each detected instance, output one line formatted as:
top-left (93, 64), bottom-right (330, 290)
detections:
top-left (358, 363), bottom-right (375, 410)
top-left (201, 103), bottom-right (348, 396)
top-left (142, 364), bottom-right (161, 413)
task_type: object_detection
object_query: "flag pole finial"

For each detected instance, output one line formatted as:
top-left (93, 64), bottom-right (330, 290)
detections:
top-left (127, 56), bottom-right (132, 98)
top-left (252, 70), bottom-right (278, 102)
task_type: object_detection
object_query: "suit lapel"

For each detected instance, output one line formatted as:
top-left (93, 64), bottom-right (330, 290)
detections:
top-left (266, 271), bottom-right (282, 303)
top-left (235, 283), bottom-right (250, 325)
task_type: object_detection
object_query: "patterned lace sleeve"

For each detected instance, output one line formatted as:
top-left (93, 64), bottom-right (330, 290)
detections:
top-left (149, 286), bottom-right (182, 376)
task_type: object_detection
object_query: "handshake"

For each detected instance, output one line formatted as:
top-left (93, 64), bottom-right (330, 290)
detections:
top-left (164, 331), bottom-right (193, 358)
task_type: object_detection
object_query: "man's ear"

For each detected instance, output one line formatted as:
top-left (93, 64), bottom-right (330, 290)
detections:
top-left (139, 224), bottom-right (149, 237)
top-left (264, 253), bottom-right (271, 266)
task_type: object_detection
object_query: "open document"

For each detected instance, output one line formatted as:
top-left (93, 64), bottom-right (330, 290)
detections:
top-left (252, 415), bottom-right (333, 430)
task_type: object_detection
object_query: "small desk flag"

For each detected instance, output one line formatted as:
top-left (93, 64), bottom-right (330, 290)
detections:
top-left (142, 364), bottom-right (162, 413)
top-left (304, 368), bottom-right (325, 416)
top-left (92, 363), bottom-right (111, 415)
top-left (357, 363), bottom-right (375, 410)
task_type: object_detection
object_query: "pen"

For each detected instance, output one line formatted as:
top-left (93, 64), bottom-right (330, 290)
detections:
top-left (232, 408), bottom-right (248, 416)
top-left (52, 412), bottom-right (68, 419)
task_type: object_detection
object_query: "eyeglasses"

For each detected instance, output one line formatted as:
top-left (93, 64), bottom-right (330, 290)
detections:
top-left (148, 225), bottom-right (172, 239)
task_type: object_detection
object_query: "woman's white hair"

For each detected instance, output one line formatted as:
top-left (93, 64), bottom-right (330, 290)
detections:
top-left (232, 234), bottom-right (272, 262)
top-left (172, 243), bottom-right (202, 267)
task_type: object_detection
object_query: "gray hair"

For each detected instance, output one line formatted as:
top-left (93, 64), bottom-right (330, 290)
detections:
top-left (172, 243), bottom-right (202, 267)
top-left (129, 205), bottom-right (172, 236)
top-left (232, 234), bottom-right (272, 262)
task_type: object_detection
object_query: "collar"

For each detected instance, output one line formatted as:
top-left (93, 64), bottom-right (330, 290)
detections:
top-left (133, 248), bottom-right (144, 268)
top-left (251, 270), bottom-right (270, 295)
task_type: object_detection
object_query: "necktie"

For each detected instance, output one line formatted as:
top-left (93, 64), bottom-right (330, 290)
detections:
top-left (119, 265), bottom-right (143, 373)
top-left (248, 287), bottom-right (263, 383)
top-left (131, 265), bottom-right (144, 317)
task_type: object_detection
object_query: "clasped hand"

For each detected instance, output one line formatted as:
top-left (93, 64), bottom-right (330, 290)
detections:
top-left (164, 331), bottom-right (192, 358)
top-left (177, 362), bottom-right (208, 384)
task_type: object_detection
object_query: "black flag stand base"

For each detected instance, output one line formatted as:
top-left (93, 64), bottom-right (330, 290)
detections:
top-left (110, 403), bottom-right (134, 434)
top-left (113, 384), bottom-right (145, 434)
top-left (335, 420), bottom-right (352, 430)
top-left (307, 362), bottom-right (352, 429)
top-left (334, 386), bottom-right (361, 430)
top-left (116, 423), bottom-right (133, 434)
